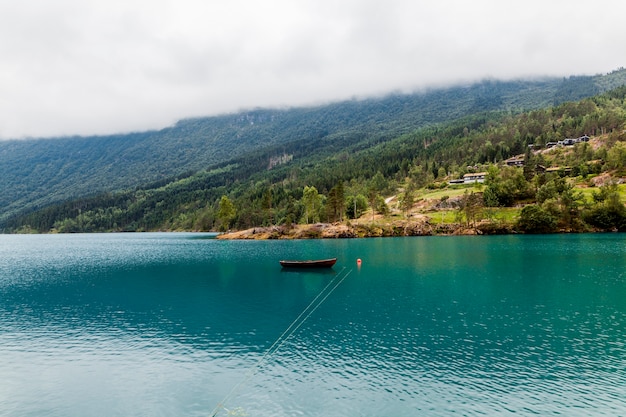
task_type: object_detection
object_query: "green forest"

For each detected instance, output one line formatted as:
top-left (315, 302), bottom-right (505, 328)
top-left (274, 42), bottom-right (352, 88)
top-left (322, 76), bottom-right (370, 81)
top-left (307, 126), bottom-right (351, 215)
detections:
top-left (3, 68), bottom-right (626, 226)
top-left (5, 77), bottom-right (626, 235)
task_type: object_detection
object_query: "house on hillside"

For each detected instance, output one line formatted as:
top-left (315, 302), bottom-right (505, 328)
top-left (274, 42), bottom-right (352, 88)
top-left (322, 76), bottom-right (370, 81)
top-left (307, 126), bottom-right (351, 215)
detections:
top-left (463, 172), bottom-right (487, 184)
top-left (563, 135), bottom-right (590, 146)
top-left (546, 135), bottom-right (591, 149)
top-left (546, 166), bottom-right (572, 175)
top-left (504, 155), bottom-right (525, 167)
top-left (536, 165), bottom-right (572, 175)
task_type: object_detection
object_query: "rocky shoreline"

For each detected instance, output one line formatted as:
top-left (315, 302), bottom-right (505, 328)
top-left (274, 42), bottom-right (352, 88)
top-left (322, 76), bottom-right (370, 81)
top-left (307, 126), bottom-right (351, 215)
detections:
top-left (216, 218), bottom-right (514, 240)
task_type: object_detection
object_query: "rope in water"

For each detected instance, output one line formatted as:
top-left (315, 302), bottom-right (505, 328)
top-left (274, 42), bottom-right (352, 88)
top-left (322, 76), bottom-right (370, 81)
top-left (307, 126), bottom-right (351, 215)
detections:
top-left (210, 267), bottom-right (353, 417)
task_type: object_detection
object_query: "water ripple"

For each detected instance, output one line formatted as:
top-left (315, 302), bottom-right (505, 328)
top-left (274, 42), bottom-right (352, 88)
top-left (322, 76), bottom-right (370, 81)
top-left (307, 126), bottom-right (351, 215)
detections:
top-left (2, 234), bottom-right (626, 416)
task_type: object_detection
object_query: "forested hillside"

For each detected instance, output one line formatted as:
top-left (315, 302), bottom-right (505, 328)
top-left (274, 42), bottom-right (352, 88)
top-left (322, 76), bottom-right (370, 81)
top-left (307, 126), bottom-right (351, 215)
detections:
top-left (2, 68), bottom-right (626, 224)
top-left (5, 79), bottom-right (626, 234)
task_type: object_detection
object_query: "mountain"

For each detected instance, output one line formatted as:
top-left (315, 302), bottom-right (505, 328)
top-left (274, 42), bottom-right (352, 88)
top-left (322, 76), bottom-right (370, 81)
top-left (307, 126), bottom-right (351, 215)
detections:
top-left (1, 68), bottom-right (626, 225)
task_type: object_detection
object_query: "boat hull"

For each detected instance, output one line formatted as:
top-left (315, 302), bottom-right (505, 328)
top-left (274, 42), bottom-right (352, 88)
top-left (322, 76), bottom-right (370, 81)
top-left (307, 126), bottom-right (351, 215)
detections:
top-left (279, 258), bottom-right (337, 268)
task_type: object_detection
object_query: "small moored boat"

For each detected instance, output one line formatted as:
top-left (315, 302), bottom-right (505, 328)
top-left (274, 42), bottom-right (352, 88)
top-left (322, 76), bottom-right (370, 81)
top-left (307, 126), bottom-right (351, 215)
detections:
top-left (279, 258), bottom-right (337, 268)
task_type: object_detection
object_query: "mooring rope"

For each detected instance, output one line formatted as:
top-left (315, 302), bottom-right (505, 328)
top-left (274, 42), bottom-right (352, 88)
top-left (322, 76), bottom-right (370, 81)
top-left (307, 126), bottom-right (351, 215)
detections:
top-left (210, 267), bottom-right (353, 417)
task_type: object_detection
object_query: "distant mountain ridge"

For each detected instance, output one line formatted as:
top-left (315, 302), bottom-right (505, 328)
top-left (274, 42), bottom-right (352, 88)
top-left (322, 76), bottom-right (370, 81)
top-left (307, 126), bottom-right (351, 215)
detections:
top-left (1, 68), bottom-right (625, 223)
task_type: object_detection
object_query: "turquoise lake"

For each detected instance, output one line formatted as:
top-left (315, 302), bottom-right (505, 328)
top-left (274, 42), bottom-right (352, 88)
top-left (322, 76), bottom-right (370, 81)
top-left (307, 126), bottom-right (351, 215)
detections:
top-left (1, 233), bottom-right (625, 416)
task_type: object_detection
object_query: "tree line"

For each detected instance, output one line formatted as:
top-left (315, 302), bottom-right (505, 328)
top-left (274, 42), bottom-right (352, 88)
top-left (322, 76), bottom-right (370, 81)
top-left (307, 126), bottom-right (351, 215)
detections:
top-left (3, 85), bottom-right (626, 234)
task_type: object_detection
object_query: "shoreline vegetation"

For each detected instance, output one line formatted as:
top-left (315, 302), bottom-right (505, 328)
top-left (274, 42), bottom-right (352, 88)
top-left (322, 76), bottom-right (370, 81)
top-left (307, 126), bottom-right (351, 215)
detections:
top-left (217, 179), bottom-right (626, 240)
top-left (216, 219), bottom-right (508, 240)
top-left (217, 189), bottom-right (513, 239)
top-left (216, 216), bottom-right (623, 241)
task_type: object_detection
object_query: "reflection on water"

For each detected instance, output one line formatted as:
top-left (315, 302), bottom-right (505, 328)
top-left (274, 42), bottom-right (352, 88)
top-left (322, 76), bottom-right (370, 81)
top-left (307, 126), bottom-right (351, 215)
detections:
top-left (1, 233), bottom-right (626, 416)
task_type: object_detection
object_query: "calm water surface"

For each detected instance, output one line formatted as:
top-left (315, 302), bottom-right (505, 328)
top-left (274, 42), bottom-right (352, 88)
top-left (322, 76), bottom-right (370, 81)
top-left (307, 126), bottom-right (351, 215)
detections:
top-left (1, 233), bottom-right (625, 416)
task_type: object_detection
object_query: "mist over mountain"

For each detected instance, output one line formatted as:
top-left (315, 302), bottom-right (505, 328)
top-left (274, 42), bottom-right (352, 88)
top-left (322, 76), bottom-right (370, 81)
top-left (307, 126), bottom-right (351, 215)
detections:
top-left (2, 69), bottom-right (625, 224)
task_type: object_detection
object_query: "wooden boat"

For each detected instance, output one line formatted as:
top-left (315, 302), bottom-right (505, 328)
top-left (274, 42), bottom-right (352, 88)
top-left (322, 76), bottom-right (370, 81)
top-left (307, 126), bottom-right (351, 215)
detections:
top-left (279, 258), bottom-right (337, 268)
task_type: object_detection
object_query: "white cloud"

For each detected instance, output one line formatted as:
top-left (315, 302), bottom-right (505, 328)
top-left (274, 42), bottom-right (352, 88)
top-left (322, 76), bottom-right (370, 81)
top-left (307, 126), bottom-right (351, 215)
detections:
top-left (0, 0), bottom-right (624, 139)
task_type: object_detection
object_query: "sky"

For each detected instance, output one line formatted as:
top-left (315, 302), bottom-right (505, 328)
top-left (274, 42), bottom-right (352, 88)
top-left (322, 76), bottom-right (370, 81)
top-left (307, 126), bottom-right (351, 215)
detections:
top-left (1, 0), bottom-right (625, 140)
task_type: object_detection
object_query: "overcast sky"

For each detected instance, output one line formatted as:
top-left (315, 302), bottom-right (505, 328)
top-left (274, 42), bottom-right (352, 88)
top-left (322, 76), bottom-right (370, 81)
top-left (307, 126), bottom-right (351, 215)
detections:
top-left (1, 0), bottom-right (624, 139)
